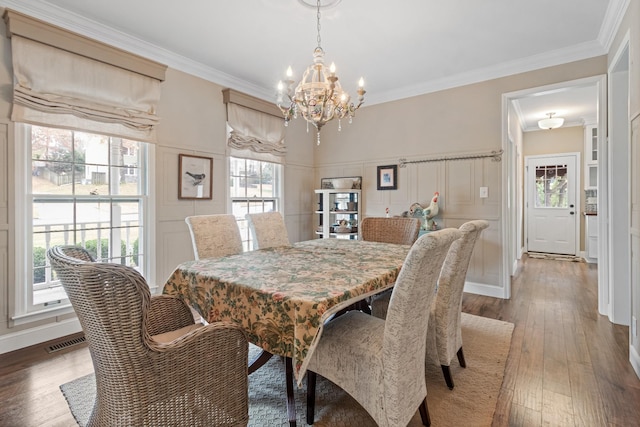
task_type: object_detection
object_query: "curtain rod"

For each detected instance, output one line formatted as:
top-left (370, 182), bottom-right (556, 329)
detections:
top-left (399, 149), bottom-right (503, 167)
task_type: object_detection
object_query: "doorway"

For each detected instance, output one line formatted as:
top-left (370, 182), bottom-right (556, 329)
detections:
top-left (525, 153), bottom-right (579, 255)
top-left (501, 75), bottom-right (606, 300)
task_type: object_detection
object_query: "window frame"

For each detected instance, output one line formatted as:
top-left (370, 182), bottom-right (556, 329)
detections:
top-left (229, 156), bottom-right (283, 251)
top-left (11, 123), bottom-right (155, 325)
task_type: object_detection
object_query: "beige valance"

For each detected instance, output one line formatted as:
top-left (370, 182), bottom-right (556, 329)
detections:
top-left (226, 102), bottom-right (287, 164)
top-left (10, 35), bottom-right (162, 142)
top-left (4, 8), bottom-right (166, 143)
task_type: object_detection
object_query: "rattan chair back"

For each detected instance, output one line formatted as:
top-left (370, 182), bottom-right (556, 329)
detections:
top-left (360, 217), bottom-right (421, 245)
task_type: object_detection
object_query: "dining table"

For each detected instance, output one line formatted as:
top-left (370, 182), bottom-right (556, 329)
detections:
top-left (162, 238), bottom-right (411, 425)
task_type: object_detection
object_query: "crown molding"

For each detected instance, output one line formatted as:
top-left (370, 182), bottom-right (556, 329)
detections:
top-left (0, 0), bottom-right (624, 107)
top-left (366, 39), bottom-right (606, 106)
top-left (598, 0), bottom-right (629, 52)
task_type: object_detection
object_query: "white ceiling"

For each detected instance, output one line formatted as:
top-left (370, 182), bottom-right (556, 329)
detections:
top-left (2, 0), bottom-right (628, 131)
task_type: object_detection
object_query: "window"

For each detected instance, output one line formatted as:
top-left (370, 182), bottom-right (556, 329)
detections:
top-left (229, 157), bottom-right (282, 250)
top-left (535, 164), bottom-right (568, 208)
top-left (16, 124), bottom-right (150, 317)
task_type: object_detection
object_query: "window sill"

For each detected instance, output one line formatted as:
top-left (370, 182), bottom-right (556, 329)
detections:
top-left (11, 303), bottom-right (75, 327)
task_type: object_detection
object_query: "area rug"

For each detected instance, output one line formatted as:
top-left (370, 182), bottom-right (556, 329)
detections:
top-left (60, 313), bottom-right (513, 426)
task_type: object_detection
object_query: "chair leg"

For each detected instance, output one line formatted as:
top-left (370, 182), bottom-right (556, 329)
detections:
top-left (306, 371), bottom-right (317, 425)
top-left (441, 365), bottom-right (454, 390)
top-left (419, 397), bottom-right (431, 426)
top-left (285, 357), bottom-right (297, 427)
top-left (457, 347), bottom-right (466, 368)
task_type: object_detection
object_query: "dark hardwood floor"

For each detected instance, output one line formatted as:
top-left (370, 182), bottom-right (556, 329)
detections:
top-left (1, 255), bottom-right (639, 426)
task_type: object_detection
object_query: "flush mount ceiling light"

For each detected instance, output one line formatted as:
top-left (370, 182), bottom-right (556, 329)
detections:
top-left (538, 112), bottom-right (565, 130)
top-left (276, 0), bottom-right (365, 145)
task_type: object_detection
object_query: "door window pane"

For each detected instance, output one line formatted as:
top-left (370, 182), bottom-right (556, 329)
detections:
top-left (535, 164), bottom-right (568, 208)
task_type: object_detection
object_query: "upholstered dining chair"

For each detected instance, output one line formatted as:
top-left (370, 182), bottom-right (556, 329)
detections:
top-left (185, 214), bottom-right (244, 259)
top-left (48, 245), bottom-right (250, 427)
top-left (361, 217), bottom-right (421, 314)
top-left (360, 216), bottom-right (421, 245)
top-left (245, 211), bottom-right (291, 249)
top-left (305, 228), bottom-right (462, 427)
top-left (372, 220), bottom-right (489, 390)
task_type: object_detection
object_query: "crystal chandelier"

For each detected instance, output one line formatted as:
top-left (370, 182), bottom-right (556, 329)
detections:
top-left (276, 0), bottom-right (365, 145)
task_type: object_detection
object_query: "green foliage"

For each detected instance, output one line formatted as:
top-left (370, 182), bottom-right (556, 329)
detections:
top-left (33, 237), bottom-right (141, 285)
top-left (33, 246), bottom-right (46, 284)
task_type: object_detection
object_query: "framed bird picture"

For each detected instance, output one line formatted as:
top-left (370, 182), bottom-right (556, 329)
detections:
top-left (179, 154), bottom-right (213, 200)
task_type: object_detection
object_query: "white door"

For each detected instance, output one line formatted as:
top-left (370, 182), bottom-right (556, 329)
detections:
top-left (526, 154), bottom-right (578, 255)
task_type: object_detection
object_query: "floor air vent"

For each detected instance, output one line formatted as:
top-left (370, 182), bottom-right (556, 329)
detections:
top-left (46, 335), bottom-right (86, 353)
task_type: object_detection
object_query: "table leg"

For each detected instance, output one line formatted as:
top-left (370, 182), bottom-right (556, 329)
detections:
top-left (285, 357), bottom-right (297, 427)
top-left (248, 349), bottom-right (274, 374)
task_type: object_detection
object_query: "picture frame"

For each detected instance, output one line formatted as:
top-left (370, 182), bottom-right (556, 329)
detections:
top-left (179, 154), bottom-right (213, 200)
top-left (377, 165), bottom-right (397, 190)
top-left (320, 176), bottom-right (362, 190)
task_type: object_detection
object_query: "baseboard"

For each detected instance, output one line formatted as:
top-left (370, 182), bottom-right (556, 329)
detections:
top-left (0, 318), bottom-right (82, 354)
top-left (631, 344), bottom-right (640, 380)
top-left (464, 281), bottom-right (508, 299)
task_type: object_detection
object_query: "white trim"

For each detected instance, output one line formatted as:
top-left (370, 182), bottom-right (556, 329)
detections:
top-left (630, 344), bottom-right (640, 380)
top-left (0, 318), bottom-right (82, 354)
top-left (464, 281), bottom-right (509, 299)
top-left (500, 94), bottom-right (512, 299)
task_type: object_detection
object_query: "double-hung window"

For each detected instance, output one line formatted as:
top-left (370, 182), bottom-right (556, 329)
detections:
top-left (230, 157), bottom-right (282, 250)
top-left (14, 123), bottom-right (150, 319)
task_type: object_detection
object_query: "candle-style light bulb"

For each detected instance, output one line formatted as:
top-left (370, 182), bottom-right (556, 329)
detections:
top-left (277, 81), bottom-right (283, 92)
top-left (358, 77), bottom-right (365, 88)
top-left (330, 63), bottom-right (336, 74)
top-left (286, 66), bottom-right (293, 78)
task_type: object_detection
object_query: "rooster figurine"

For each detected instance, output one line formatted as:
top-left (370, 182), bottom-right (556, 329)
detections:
top-left (403, 191), bottom-right (440, 230)
top-left (423, 191), bottom-right (439, 230)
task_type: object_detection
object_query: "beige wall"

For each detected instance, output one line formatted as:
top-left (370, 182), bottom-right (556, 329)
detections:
top-left (522, 126), bottom-right (586, 251)
top-left (313, 57), bottom-right (607, 297)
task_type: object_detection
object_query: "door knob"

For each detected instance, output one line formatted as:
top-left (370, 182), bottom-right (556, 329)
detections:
top-left (569, 204), bottom-right (574, 208)
top-left (570, 211), bottom-right (575, 215)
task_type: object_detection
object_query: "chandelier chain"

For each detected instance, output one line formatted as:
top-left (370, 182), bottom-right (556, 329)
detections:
top-left (316, 0), bottom-right (322, 49)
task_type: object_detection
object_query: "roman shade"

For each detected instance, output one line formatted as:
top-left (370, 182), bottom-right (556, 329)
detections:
top-left (223, 89), bottom-right (287, 163)
top-left (4, 10), bottom-right (166, 143)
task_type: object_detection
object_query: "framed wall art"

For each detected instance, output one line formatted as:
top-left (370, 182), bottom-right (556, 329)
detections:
top-left (179, 154), bottom-right (213, 200)
top-left (377, 165), bottom-right (397, 190)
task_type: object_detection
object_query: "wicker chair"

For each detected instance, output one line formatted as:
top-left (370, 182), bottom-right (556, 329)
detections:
top-left (360, 217), bottom-right (421, 245)
top-left (48, 246), bottom-right (249, 427)
top-left (53, 245), bottom-right (96, 262)
top-left (372, 220), bottom-right (489, 390)
top-left (245, 211), bottom-right (291, 249)
top-left (185, 214), bottom-right (244, 259)
top-left (306, 229), bottom-right (462, 427)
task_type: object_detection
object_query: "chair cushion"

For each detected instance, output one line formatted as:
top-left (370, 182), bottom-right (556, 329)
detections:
top-left (151, 323), bottom-right (202, 343)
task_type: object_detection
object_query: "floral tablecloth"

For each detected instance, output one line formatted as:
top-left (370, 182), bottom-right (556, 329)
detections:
top-left (163, 238), bottom-right (410, 384)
